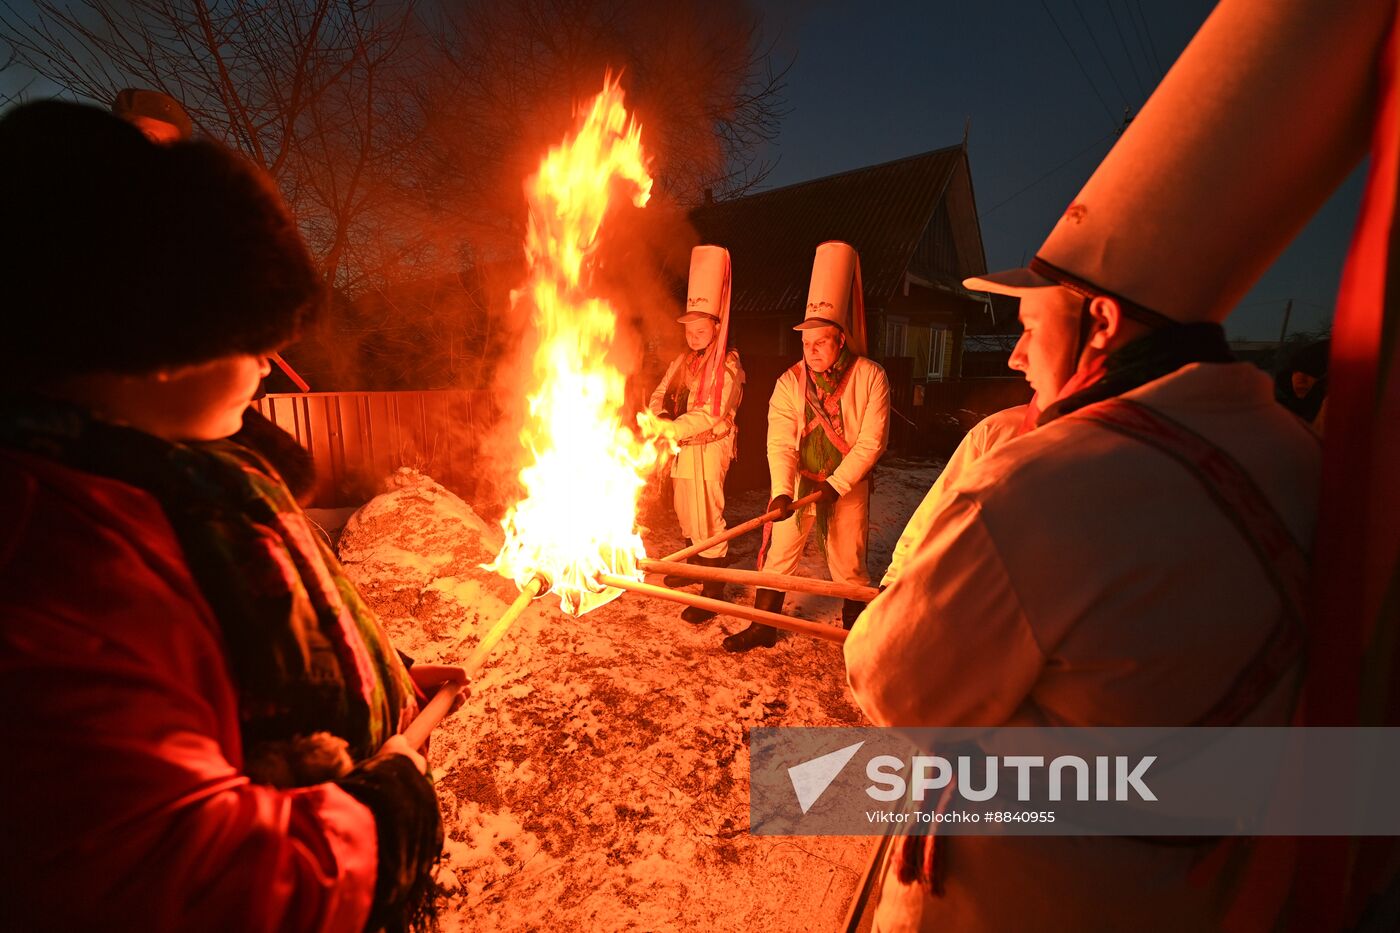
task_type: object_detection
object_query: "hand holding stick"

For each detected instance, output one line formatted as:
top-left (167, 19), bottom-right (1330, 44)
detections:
top-left (664, 489), bottom-right (824, 562)
top-left (403, 574), bottom-right (547, 749)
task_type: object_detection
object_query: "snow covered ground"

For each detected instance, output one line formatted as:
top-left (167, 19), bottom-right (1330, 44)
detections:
top-left (338, 459), bottom-right (941, 932)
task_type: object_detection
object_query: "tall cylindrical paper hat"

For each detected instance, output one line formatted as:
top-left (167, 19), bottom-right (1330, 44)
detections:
top-left (795, 240), bottom-right (868, 356)
top-left (965, 0), bottom-right (1390, 325)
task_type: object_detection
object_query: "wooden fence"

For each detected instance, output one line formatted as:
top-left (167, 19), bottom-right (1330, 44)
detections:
top-left (253, 390), bottom-right (487, 508)
top-left (254, 370), bottom-right (1030, 506)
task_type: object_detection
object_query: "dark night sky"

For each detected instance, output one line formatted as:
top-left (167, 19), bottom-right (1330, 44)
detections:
top-left (755, 0), bottom-right (1365, 341)
top-left (0, 1), bottom-right (1365, 340)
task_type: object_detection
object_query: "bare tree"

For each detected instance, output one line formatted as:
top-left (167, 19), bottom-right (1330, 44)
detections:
top-left (0, 0), bottom-right (788, 389)
top-left (0, 0), bottom-right (424, 292)
top-left (405, 0), bottom-right (789, 260)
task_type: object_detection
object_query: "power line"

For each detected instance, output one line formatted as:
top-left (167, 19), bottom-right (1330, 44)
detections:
top-left (1070, 0), bottom-right (1129, 110)
top-left (979, 131), bottom-right (1116, 219)
top-left (1132, 0), bottom-right (1167, 80)
top-left (1105, 0), bottom-right (1147, 98)
top-left (1040, 0), bottom-right (1119, 129)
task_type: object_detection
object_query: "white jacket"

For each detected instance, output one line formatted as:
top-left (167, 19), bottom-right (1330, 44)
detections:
top-left (846, 362), bottom-right (1320, 933)
top-left (880, 404), bottom-right (1026, 588)
top-left (766, 355), bottom-right (890, 499)
top-left (647, 349), bottom-right (743, 480)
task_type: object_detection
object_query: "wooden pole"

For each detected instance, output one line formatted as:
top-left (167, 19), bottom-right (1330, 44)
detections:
top-left (404, 575), bottom-right (546, 749)
top-left (270, 352), bottom-right (311, 393)
top-left (1273, 298), bottom-right (1294, 370)
top-left (596, 572), bottom-right (848, 645)
top-left (663, 490), bottom-right (825, 562)
top-left (639, 558), bottom-right (878, 603)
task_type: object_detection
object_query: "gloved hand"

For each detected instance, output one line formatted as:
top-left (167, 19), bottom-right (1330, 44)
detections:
top-left (816, 481), bottom-right (840, 503)
top-left (766, 494), bottom-right (794, 520)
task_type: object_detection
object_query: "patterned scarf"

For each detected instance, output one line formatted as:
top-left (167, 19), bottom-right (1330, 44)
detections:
top-left (662, 348), bottom-right (707, 418)
top-left (0, 394), bottom-right (419, 769)
top-left (799, 346), bottom-right (855, 547)
top-left (1, 394), bottom-right (443, 931)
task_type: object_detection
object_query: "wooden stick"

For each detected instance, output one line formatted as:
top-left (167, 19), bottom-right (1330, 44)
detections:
top-left (270, 352), bottom-right (311, 393)
top-left (596, 572), bottom-right (848, 645)
top-left (639, 558), bottom-right (878, 603)
top-left (404, 575), bottom-right (545, 749)
top-left (663, 490), bottom-right (825, 562)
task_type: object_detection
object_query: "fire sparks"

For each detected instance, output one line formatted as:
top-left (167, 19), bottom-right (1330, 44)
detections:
top-left (486, 75), bottom-right (672, 615)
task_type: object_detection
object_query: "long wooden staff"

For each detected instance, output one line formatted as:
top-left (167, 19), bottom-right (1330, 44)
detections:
top-left (663, 490), bottom-right (824, 562)
top-left (402, 575), bottom-right (546, 749)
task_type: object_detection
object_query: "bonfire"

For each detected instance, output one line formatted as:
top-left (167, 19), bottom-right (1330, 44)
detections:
top-left (485, 74), bottom-right (673, 617)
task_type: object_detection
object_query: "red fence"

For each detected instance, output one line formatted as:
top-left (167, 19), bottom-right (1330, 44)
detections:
top-left (253, 390), bottom-right (486, 507)
top-left (254, 372), bottom-right (1030, 506)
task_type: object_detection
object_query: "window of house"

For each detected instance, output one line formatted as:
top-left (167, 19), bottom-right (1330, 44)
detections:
top-left (885, 317), bottom-right (908, 357)
top-left (927, 328), bottom-right (951, 379)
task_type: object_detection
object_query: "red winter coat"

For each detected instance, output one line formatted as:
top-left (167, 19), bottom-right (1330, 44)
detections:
top-left (0, 449), bottom-right (378, 931)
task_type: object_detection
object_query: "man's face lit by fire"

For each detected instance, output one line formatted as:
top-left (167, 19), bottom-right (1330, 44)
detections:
top-left (684, 316), bottom-right (718, 352)
top-left (1008, 286), bottom-right (1082, 403)
top-left (802, 325), bottom-right (846, 374)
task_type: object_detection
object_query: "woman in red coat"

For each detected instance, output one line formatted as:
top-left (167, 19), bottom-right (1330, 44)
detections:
top-left (0, 101), bottom-right (458, 932)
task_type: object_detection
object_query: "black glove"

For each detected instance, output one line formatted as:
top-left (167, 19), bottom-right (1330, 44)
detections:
top-left (817, 481), bottom-right (841, 503)
top-left (766, 494), bottom-right (794, 520)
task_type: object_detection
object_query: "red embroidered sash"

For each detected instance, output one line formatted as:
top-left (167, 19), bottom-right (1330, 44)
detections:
top-left (1069, 397), bottom-right (1308, 725)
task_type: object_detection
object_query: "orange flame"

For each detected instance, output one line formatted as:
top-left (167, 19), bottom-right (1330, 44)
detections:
top-left (486, 75), bottom-right (672, 615)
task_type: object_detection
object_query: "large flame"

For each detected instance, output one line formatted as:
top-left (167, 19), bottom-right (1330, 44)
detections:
top-left (487, 75), bottom-right (671, 615)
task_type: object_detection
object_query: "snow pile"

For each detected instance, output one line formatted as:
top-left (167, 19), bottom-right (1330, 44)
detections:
top-left (340, 464), bottom-right (942, 932)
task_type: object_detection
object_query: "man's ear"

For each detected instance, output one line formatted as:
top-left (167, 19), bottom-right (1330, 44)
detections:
top-left (1085, 296), bottom-right (1123, 350)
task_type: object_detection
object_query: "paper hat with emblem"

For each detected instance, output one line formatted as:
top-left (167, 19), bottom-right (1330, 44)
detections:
top-left (678, 245), bottom-right (730, 324)
top-left (794, 240), bottom-right (868, 356)
top-left (964, 0), bottom-right (1387, 324)
top-left (677, 245), bottom-right (734, 415)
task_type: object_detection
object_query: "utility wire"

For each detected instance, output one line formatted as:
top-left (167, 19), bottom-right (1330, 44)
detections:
top-left (1040, 0), bottom-right (1119, 129)
top-left (1071, 0), bottom-right (1129, 110)
top-left (1132, 0), bottom-right (1167, 80)
top-left (1105, 0), bottom-right (1147, 98)
top-left (979, 131), bottom-right (1116, 219)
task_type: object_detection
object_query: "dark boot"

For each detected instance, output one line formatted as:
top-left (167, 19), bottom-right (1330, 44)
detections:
top-left (663, 541), bottom-right (696, 588)
top-left (842, 598), bottom-right (868, 631)
top-left (722, 588), bottom-right (783, 652)
top-left (681, 555), bottom-right (727, 624)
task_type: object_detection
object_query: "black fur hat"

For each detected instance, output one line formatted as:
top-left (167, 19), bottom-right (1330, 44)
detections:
top-left (0, 100), bottom-right (321, 384)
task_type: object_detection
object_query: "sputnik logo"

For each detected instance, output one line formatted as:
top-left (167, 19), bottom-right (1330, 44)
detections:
top-left (788, 741), bottom-right (865, 814)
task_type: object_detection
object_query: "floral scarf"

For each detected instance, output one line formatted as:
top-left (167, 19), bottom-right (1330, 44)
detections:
top-left (799, 346), bottom-right (856, 547)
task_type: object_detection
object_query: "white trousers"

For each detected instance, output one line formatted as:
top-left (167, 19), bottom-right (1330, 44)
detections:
top-left (758, 479), bottom-right (871, 586)
top-left (673, 468), bottom-right (730, 559)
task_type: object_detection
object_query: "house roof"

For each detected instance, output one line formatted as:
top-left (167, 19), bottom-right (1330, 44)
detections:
top-left (689, 146), bottom-right (977, 318)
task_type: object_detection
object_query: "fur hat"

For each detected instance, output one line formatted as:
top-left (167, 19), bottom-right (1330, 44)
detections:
top-left (0, 101), bottom-right (321, 384)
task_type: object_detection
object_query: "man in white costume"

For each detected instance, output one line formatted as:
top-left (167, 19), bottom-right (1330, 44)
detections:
top-left (723, 241), bottom-right (890, 652)
top-left (842, 0), bottom-right (1395, 927)
top-left (649, 245), bottom-right (745, 624)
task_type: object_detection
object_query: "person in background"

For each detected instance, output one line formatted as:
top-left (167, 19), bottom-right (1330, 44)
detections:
top-left (724, 241), bottom-right (890, 652)
top-left (0, 100), bottom-right (463, 932)
top-left (648, 245), bottom-right (745, 624)
top-left (1274, 337), bottom-right (1330, 430)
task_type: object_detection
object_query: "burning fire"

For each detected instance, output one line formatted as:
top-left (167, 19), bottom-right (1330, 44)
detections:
top-left (487, 75), bottom-right (672, 615)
